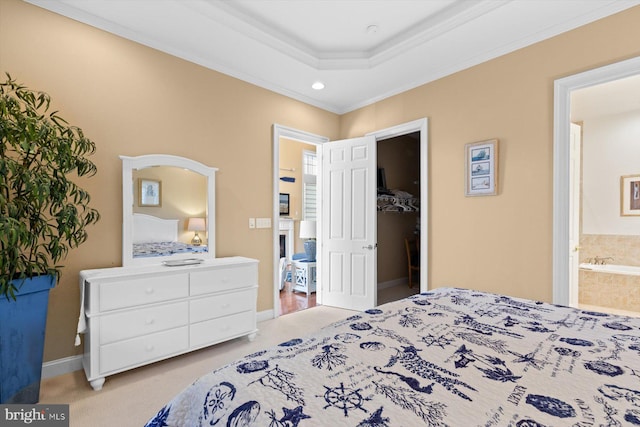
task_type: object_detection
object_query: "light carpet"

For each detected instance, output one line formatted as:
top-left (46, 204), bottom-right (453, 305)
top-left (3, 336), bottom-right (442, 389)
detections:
top-left (39, 284), bottom-right (420, 426)
top-left (40, 305), bottom-right (353, 426)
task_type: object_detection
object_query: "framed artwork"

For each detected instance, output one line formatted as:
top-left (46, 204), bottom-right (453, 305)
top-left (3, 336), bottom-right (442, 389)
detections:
top-left (465, 139), bottom-right (499, 197)
top-left (620, 174), bottom-right (640, 216)
top-left (279, 193), bottom-right (290, 216)
top-left (139, 178), bottom-right (162, 207)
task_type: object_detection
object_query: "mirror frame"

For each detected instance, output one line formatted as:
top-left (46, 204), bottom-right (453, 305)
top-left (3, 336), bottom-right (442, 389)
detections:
top-left (121, 154), bottom-right (218, 266)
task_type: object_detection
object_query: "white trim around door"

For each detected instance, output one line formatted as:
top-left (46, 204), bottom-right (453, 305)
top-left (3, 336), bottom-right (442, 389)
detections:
top-left (272, 124), bottom-right (329, 318)
top-left (553, 55), bottom-right (640, 305)
top-left (367, 118), bottom-right (429, 292)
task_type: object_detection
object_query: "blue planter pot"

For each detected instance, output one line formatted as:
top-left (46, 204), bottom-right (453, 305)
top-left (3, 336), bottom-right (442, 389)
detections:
top-left (0, 275), bottom-right (56, 403)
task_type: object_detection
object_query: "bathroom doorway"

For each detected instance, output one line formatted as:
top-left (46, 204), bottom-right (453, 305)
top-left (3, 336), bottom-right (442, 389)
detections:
top-left (570, 75), bottom-right (640, 315)
top-left (553, 55), bottom-right (640, 316)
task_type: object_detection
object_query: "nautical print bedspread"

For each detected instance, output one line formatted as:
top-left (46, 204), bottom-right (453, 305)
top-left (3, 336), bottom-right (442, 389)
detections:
top-left (144, 288), bottom-right (640, 426)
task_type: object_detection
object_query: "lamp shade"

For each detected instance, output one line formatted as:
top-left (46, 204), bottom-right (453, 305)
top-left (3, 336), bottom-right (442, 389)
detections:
top-left (299, 220), bottom-right (316, 239)
top-left (187, 217), bottom-right (206, 231)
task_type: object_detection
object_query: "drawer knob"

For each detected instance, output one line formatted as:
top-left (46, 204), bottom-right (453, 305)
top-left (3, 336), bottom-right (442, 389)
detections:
top-left (145, 345), bottom-right (155, 352)
top-left (221, 303), bottom-right (231, 309)
top-left (221, 278), bottom-right (229, 283)
top-left (145, 318), bottom-right (155, 325)
top-left (145, 287), bottom-right (154, 294)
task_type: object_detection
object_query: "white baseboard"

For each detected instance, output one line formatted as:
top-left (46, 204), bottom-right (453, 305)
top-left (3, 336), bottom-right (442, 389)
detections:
top-left (42, 355), bottom-right (83, 379)
top-left (42, 309), bottom-right (276, 379)
top-left (256, 308), bottom-right (274, 322)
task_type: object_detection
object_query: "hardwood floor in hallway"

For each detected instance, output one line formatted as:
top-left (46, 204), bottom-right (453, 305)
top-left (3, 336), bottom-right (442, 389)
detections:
top-left (279, 281), bottom-right (316, 315)
top-left (278, 281), bottom-right (420, 316)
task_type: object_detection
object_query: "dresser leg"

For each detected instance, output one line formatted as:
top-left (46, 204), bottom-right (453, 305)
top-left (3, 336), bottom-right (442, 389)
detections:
top-left (247, 332), bottom-right (257, 342)
top-left (89, 377), bottom-right (105, 391)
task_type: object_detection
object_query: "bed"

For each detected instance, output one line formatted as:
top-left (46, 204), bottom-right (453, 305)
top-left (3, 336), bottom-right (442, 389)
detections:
top-left (132, 213), bottom-right (208, 258)
top-left (144, 287), bottom-right (640, 426)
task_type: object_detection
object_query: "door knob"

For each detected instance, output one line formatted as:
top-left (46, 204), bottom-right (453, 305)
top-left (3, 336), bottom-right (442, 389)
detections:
top-left (362, 244), bottom-right (377, 250)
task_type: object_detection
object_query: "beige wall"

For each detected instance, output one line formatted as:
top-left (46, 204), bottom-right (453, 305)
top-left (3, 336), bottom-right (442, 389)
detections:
top-left (0, 0), bottom-right (340, 362)
top-left (3, 0), bottom-right (640, 364)
top-left (340, 5), bottom-right (640, 303)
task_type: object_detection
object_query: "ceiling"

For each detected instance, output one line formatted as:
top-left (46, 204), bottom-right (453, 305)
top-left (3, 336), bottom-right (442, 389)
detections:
top-left (25, 0), bottom-right (640, 114)
top-left (572, 73), bottom-right (640, 121)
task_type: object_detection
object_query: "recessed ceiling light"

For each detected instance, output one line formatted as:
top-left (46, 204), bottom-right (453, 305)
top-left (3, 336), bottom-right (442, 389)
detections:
top-left (367, 24), bottom-right (379, 34)
top-left (312, 81), bottom-right (325, 90)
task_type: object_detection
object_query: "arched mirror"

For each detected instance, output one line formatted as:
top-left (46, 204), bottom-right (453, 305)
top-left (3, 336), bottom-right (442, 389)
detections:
top-left (121, 154), bottom-right (217, 266)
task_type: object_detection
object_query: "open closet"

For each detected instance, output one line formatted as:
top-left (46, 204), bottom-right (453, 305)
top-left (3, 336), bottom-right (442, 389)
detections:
top-left (376, 131), bottom-right (421, 303)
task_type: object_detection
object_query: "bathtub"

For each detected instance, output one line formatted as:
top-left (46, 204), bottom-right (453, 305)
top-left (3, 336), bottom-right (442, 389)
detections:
top-left (579, 263), bottom-right (640, 276)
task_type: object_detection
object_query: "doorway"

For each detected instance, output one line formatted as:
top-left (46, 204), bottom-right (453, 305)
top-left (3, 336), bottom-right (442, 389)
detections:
top-left (569, 78), bottom-right (640, 315)
top-left (376, 132), bottom-right (422, 305)
top-left (272, 118), bottom-right (428, 317)
top-left (553, 55), bottom-right (640, 307)
top-left (368, 118), bottom-right (429, 299)
top-left (278, 138), bottom-right (320, 315)
top-left (272, 125), bottom-right (328, 318)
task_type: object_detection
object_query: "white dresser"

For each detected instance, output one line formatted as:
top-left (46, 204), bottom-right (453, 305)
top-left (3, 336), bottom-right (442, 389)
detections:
top-left (80, 256), bottom-right (258, 391)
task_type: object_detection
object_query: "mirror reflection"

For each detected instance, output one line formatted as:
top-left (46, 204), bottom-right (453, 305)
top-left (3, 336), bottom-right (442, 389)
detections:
top-left (131, 166), bottom-right (208, 259)
top-left (121, 154), bottom-right (217, 266)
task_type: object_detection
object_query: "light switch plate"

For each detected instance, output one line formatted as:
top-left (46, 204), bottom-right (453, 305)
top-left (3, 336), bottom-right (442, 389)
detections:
top-left (256, 218), bottom-right (271, 228)
top-left (249, 218), bottom-right (256, 229)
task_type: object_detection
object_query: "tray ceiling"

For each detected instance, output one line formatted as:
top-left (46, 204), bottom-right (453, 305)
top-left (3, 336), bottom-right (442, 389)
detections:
top-left (25, 0), bottom-right (640, 113)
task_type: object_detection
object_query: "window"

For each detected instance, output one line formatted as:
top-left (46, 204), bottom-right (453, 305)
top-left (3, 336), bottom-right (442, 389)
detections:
top-left (302, 150), bottom-right (317, 221)
top-left (303, 150), bottom-right (317, 175)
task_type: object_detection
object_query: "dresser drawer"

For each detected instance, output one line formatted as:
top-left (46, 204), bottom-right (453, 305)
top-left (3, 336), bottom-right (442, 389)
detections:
top-left (98, 273), bottom-right (188, 312)
top-left (190, 264), bottom-right (257, 295)
top-left (99, 326), bottom-right (188, 375)
top-left (99, 302), bottom-right (188, 345)
top-left (190, 311), bottom-right (255, 349)
top-left (190, 289), bottom-right (255, 323)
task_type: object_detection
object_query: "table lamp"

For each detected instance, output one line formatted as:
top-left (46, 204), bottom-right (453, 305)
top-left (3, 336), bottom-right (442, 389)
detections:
top-left (187, 217), bottom-right (206, 246)
top-left (299, 220), bottom-right (316, 261)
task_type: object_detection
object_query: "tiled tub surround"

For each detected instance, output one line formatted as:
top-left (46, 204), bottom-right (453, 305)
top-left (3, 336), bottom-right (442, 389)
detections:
top-left (579, 268), bottom-right (640, 312)
top-left (579, 234), bottom-right (640, 313)
top-left (579, 234), bottom-right (640, 266)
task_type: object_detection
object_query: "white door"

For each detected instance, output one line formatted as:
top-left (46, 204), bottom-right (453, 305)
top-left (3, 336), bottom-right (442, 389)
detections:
top-left (321, 136), bottom-right (377, 311)
top-left (568, 123), bottom-right (582, 306)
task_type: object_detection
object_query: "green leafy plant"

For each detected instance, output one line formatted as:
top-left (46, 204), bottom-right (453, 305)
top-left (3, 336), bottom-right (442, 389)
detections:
top-left (0, 74), bottom-right (100, 300)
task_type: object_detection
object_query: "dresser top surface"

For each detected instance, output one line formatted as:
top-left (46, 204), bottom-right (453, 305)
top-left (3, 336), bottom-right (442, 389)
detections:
top-left (80, 256), bottom-right (258, 280)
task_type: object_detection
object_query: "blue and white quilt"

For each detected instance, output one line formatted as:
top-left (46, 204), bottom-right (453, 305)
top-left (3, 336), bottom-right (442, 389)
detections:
top-left (145, 288), bottom-right (640, 426)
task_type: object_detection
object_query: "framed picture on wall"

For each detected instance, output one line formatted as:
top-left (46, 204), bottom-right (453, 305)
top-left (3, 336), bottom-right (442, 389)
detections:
top-left (279, 193), bottom-right (290, 216)
top-left (139, 178), bottom-right (162, 207)
top-left (465, 139), bottom-right (499, 196)
top-left (620, 174), bottom-right (640, 216)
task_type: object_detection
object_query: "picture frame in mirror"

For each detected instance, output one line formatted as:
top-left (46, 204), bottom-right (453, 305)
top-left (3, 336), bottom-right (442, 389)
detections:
top-left (139, 178), bottom-right (162, 207)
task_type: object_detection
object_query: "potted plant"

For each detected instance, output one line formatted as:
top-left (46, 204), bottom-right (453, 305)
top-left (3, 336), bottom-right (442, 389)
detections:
top-left (0, 74), bottom-right (100, 403)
